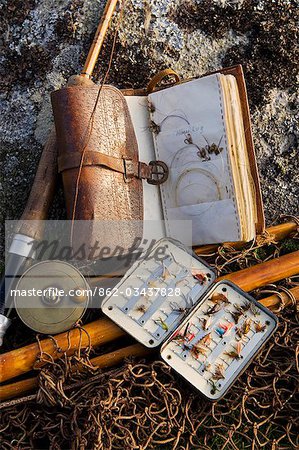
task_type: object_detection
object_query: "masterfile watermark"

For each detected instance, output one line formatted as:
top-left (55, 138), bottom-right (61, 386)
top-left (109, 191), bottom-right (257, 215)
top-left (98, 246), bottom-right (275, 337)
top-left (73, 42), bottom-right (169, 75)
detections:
top-left (4, 219), bottom-right (193, 309)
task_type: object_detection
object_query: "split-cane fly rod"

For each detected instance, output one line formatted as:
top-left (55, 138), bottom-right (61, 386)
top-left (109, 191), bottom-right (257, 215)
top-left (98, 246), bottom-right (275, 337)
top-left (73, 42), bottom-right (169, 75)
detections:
top-left (81, 0), bottom-right (119, 79)
top-left (0, 0), bottom-right (119, 344)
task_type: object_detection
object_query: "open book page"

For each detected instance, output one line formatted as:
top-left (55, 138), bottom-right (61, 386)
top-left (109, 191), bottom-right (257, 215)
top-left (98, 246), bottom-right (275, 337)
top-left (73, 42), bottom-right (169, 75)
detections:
top-left (125, 95), bottom-right (166, 242)
top-left (148, 74), bottom-right (242, 245)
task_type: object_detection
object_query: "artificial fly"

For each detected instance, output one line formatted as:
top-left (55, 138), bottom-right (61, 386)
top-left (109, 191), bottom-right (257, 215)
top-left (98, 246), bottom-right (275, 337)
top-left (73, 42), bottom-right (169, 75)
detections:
top-left (203, 135), bottom-right (224, 155)
top-left (190, 333), bottom-right (211, 359)
top-left (191, 343), bottom-right (207, 359)
top-left (212, 363), bottom-right (225, 380)
top-left (233, 303), bottom-right (244, 314)
top-left (224, 342), bottom-right (242, 360)
top-left (215, 321), bottom-right (233, 338)
top-left (147, 280), bottom-right (159, 288)
top-left (241, 300), bottom-right (251, 312)
top-left (148, 100), bottom-right (155, 113)
top-left (149, 120), bottom-right (161, 134)
top-left (254, 321), bottom-right (266, 333)
top-left (191, 269), bottom-right (207, 285)
top-left (183, 322), bottom-right (196, 341)
top-left (169, 301), bottom-right (187, 314)
top-left (154, 317), bottom-right (169, 331)
top-left (249, 303), bottom-right (260, 316)
top-left (171, 322), bottom-right (193, 345)
top-left (210, 292), bottom-right (230, 304)
top-left (161, 263), bottom-right (172, 282)
top-left (198, 332), bottom-right (212, 346)
top-left (202, 361), bottom-right (211, 372)
top-left (135, 304), bottom-right (147, 313)
top-left (170, 295), bottom-right (193, 315)
top-left (236, 318), bottom-right (252, 338)
top-left (201, 316), bottom-right (212, 330)
top-left (209, 379), bottom-right (220, 395)
top-left (205, 303), bottom-right (221, 316)
top-left (171, 330), bottom-right (185, 343)
top-left (230, 309), bottom-right (243, 324)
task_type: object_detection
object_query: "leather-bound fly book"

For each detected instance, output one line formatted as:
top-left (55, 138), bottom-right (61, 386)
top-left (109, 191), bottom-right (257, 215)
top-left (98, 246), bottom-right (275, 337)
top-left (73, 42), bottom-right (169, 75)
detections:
top-left (124, 65), bottom-right (265, 245)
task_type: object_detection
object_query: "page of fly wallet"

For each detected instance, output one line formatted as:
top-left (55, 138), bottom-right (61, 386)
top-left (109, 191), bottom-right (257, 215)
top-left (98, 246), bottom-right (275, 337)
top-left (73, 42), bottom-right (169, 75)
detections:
top-left (124, 65), bottom-right (265, 245)
top-left (102, 238), bottom-right (277, 400)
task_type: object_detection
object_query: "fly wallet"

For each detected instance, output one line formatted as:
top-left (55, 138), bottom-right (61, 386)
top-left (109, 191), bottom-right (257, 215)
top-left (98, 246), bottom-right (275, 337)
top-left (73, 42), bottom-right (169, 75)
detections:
top-left (124, 65), bottom-right (265, 245)
top-left (102, 238), bottom-right (277, 400)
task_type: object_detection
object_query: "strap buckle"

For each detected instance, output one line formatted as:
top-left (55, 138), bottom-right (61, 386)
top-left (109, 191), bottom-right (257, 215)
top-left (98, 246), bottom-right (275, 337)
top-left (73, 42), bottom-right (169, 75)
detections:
top-left (123, 158), bottom-right (135, 183)
top-left (123, 158), bottom-right (168, 185)
top-left (147, 160), bottom-right (169, 185)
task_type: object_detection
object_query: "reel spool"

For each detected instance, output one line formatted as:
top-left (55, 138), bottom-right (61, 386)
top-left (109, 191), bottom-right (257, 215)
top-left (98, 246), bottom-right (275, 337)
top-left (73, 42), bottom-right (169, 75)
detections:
top-left (14, 260), bottom-right (90, 334)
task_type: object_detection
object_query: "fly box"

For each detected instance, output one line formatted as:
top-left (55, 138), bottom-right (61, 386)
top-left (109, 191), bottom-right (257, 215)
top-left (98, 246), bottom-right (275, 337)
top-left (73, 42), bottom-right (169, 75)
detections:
top-left (101, 238), bottom-right (277, 400)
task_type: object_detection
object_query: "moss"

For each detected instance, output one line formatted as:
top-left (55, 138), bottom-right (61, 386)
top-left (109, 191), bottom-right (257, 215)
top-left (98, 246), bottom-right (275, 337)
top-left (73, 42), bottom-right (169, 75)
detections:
top-left (253, 247), bottom-right (268, 261)
top-left (280, 238), bottom-right (299, 254)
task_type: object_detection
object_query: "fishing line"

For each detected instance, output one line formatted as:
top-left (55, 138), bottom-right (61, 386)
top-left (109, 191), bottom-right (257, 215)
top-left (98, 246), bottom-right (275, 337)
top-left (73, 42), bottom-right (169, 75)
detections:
top-left (174, 169), bottom-right (222, 209)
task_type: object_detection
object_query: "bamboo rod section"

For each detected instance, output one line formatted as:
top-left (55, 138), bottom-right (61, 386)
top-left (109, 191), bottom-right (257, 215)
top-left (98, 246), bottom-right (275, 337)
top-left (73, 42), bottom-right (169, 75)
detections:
top-left (194, 221), bottom-right (298, 256)
top-left (0, 319), bottom-right (125, 383)
top-left (259, 285), bottom-right (299, 310)
top-left (1, 249), bottom-right (298, 384)
top-left (0, 343), bottom-right (151, 402)
top-left (219, 250), bottom-right (299, 291)
top-left (81, 0), bottom-right (119, 78)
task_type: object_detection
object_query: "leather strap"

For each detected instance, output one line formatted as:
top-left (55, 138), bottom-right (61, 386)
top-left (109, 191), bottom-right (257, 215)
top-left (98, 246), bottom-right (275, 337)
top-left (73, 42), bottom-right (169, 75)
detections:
top-left (146, 68), bottom-right (181, 94)
top-left (59, 150), bottom-right (125, 174)
top-left (58, 151), bottom-right (169, 185)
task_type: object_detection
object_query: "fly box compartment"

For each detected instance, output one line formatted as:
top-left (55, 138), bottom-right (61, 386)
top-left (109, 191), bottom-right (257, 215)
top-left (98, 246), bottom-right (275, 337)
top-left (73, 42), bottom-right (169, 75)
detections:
top-left (102, 239), bottom-right (278, 400)
top-left (160, 280), bottom-right (277, 400)
top-left (101, 239), bottom-right (216, 347)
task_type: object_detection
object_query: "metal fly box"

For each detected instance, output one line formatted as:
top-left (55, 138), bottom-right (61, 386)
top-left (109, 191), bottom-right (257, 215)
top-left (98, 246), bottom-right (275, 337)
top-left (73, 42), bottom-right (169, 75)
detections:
top-left (101, 238), bottom-right (277, 400)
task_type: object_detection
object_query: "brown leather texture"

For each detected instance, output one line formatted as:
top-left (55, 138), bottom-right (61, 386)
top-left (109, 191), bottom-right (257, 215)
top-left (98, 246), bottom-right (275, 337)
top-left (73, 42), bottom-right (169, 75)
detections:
top-left (51, 84), bottom-right (143, 252)
top-left (122, 65), bottom-right (265, 235)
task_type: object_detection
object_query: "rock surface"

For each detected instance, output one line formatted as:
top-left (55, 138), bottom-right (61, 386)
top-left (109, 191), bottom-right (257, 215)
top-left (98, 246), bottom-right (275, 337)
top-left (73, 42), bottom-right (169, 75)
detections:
top-left (1, 0), bottom-right (298, 258)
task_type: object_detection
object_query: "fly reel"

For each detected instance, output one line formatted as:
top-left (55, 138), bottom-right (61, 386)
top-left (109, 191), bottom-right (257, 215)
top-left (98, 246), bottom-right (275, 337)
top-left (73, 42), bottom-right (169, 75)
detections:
top-left (14, 260), bottom-right (90, 334)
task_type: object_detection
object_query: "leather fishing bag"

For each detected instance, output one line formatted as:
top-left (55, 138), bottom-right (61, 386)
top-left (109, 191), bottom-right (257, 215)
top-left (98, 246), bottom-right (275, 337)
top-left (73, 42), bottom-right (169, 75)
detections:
top-left (51, 83), bottom-right (166, 252)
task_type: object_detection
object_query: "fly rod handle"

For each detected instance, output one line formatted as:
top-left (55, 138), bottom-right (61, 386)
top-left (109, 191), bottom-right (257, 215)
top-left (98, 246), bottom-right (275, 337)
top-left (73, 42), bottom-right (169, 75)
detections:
top-left (13, 129), bottom-right (57, 241)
